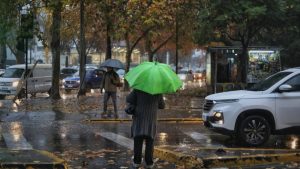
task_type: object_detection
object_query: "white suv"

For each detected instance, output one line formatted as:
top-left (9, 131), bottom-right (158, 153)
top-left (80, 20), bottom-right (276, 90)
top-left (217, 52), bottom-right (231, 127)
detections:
top-left (203, 68), bottom-right (300, 146)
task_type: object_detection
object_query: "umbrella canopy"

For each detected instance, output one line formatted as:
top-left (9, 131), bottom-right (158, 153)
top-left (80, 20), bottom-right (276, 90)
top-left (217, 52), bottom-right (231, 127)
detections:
top-left (100, 59), bottom-right (124, 69)
top-left (125, 61), bottom-right (182, 95)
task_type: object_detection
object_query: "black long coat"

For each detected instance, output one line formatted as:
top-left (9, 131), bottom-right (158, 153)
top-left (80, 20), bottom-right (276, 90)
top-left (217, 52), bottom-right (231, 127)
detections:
top-left (126, 89), bottom-right (165, 139)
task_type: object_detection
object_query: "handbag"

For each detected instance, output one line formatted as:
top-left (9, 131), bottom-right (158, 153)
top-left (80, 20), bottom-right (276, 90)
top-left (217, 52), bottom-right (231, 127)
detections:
top-left (125, 104), bottom-right (135, 115)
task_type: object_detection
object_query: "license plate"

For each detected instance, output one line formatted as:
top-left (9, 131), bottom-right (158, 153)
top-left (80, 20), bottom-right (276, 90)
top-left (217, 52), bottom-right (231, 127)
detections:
top-left (67, 85), bottom-right (73, 88)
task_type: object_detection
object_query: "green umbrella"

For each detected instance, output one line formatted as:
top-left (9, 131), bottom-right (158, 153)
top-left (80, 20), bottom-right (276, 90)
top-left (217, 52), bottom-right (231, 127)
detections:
top-left (125, 61), bottom-right (182, 95)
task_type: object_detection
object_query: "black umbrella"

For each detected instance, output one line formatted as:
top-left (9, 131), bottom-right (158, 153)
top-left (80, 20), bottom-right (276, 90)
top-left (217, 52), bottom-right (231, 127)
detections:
top-left (100, 59), bottom-right (124, 69)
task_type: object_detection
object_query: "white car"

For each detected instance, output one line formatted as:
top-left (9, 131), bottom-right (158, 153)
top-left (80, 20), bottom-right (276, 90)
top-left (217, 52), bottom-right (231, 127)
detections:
top-left (0, 64), bottom-right (52, 99)
top-left (203, 67), bottom-right (300, 146)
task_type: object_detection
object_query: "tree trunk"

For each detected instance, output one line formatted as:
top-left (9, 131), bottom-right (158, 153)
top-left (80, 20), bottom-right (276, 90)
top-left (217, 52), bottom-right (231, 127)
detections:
top-left (0, 44), bottom-right (7, 69)
top-left (145, 35), bottom-right (153, 61)
top-left (105, 22), bottom-right (112, 60)
top-left (78, 0), bottom-right (87, 96)
top-left (124, 32), bottom-right (131, 91)
top-left (237, 45), bottom-right (248, 83)
top-left (50, 0), bottom-right (62, 100)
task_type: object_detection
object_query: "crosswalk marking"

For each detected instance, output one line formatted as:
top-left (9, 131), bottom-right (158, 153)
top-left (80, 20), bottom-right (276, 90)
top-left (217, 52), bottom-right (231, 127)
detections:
top-left (96, 132), bottom-right (134, 150)
top-left (183, 131), bottom-right (226, 148)
top-left (2, 132), bottom-right (33, 150)
top-left (1, 126), bottom-right (226, 152)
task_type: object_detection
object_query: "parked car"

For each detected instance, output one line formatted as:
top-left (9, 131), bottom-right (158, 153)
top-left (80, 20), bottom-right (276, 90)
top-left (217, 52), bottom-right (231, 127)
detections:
top-left (63, 68), bottom-right (105, 93)
top-left (203, 67), bottom-right (300, 146)
top-left (0, 69), bottom-right (5, 77)
top-left (60, 67), bottom-right (78, 80)
top-left (0, 64), bottom-right (52, 99)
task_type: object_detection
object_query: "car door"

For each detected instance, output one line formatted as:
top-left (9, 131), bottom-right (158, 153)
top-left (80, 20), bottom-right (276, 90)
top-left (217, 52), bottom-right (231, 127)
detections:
top-left (276, 74), bottom-right (300, 127)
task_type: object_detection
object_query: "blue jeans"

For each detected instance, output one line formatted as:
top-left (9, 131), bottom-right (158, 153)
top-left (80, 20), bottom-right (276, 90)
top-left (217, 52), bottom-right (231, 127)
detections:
top-left (103, 91), bottom-right (117, 114)
top-left (134, 136), bottom-right (154, 165)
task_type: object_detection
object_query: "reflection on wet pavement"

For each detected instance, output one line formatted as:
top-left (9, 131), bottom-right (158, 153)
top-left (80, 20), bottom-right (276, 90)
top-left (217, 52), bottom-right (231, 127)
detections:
top-left (1, 89), bottom-right (300, 168)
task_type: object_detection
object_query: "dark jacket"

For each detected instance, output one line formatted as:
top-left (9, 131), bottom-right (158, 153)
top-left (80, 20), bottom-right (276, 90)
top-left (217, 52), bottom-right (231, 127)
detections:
top-left (100, 70), bottom-right (119, 92)
top-left (126, 89), bottom-right (165, 139)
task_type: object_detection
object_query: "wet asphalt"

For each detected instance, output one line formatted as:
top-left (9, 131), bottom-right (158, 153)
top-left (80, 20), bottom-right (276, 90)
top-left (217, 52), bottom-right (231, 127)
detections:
top-left (0, 88), bottom-right (300, 168)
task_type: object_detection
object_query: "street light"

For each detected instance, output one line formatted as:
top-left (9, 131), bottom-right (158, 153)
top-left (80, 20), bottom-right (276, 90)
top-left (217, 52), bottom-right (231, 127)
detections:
top-left (20, 4), bottom-right (34, 99)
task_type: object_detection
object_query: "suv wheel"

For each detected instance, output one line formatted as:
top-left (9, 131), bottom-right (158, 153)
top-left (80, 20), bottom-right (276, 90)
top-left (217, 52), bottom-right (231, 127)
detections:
top-left (238, 115), bottom-right (270, 146)
top-left (0, 94), bottom-right (5, 100)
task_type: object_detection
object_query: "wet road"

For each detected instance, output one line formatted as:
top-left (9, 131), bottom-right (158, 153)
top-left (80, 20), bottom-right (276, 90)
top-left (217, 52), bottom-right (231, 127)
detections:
top-left (1, 109), bottom-right (300, 168)
top-left (1, 90), bottom-right (300, 168)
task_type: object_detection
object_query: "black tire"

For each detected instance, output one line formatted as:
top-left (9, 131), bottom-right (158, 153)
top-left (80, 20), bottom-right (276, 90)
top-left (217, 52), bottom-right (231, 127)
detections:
top-left (237, 115), bottom-right (271, 146)
top-left (48, 87), bottom-right (52, 95)
top-left (31, 93), bottom-right (36, 98)
top-left (65, 89), bottom-right (72, 94)
top-left (85, 83), bottom-right (92, 93)
top-left (0, 94), bottom-right (5, 100)
top-left (18, 89), bottom-right (26, 99)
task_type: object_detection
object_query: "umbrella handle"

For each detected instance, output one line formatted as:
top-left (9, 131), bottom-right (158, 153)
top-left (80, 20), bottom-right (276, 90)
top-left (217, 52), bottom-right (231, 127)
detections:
top-left (153, 56), bottom-right (158, 64)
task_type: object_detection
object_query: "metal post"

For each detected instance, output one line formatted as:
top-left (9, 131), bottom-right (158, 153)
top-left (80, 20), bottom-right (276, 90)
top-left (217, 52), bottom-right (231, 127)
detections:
top-left (25, 38), bottom-right (28, 99)
top-left (175, 11), bottom-right (179, 74)
top-left (214, 53), bottom-right (217, 93)
top-left (30, 42), bottom-right (32, 64)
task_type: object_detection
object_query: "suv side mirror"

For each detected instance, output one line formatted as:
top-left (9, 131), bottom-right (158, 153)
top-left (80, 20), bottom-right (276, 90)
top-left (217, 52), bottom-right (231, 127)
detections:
top-left (278, 84), bottom-right (292, 92)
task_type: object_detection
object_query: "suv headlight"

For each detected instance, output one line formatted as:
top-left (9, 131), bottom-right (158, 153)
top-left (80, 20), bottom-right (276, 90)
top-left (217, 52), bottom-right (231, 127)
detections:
top-left (12, 81), bottom-right (19, 87)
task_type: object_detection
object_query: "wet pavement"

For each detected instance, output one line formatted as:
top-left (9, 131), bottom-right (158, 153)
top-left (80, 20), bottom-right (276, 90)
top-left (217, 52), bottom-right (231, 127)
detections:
top-left (1, 88), bottom-right (300, 168)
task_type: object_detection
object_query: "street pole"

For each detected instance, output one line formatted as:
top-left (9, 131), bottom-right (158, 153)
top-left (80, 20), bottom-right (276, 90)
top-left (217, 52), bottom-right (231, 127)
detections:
top-left (175, 11), bottom-right (179, 74)
top-left (25, 38), bottom-right (28, 99)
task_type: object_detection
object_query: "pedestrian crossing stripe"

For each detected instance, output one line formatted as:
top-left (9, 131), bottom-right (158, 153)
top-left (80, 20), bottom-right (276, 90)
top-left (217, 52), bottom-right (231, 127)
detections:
top-left (96, 132), bottom-right (134, 150)
top-left (183, 131), bottom-right (226, 148)
top-left (2, 132), bottom-right (33, 150)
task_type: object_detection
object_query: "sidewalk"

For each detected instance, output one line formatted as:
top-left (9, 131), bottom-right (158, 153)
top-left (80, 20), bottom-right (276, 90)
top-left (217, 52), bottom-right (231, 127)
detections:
top-left (157, 145), bottom-right (300, 168)
top-left (0, 91), bottom-right (203, 120)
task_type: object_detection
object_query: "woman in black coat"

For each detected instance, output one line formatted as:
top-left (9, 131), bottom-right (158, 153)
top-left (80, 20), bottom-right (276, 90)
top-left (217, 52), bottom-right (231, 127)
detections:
top-left (126, 89), bottom-right (165, 168)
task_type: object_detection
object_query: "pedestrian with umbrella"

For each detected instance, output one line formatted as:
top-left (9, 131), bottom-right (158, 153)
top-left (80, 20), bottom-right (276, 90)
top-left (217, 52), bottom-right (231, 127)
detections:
top-left (125, 61), bottom-right (182, 168)
top-left (100, 59), bottom-right (124, 118)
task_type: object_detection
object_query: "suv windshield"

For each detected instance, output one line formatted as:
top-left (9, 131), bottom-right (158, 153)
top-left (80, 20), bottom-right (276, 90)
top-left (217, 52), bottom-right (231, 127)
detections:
top-left (248, 72), bottom-right (292, 91)
top-left (2, 68), bottom-right (24, 78)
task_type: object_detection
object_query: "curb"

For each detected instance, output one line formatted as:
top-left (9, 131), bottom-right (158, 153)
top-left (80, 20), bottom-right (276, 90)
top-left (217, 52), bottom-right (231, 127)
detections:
top-left (153, 147), bottom-right (300, 168)
top-left (86, 118), bottom-right (203, 123)
top-left (154, 147), bottom-right (204, 169)
top-left (203, 152), bottom-right (300, 168)
top-left (0, 149), bottom-right (68, 169)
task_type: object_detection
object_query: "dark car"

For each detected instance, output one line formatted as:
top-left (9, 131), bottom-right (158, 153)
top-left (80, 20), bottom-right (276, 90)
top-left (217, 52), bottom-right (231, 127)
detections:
top-left (60, 67), bottom-right (78, 80)
top-left (63, 68), bottom-right (105, 93)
